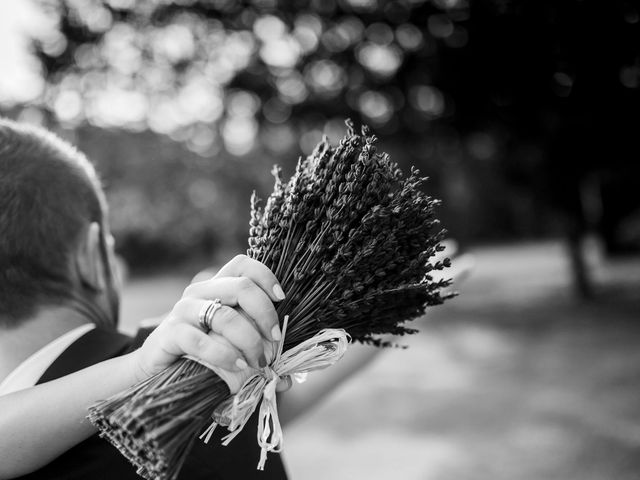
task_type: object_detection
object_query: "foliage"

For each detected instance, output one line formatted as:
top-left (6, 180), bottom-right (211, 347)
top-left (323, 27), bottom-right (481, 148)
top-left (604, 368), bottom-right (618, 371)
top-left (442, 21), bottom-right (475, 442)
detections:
top-left (7, 0), bottom-right (640, 267)
top-left (35, 0), bottom-right (460, 142)
top-left (72, 125), bottom-right (273, 270)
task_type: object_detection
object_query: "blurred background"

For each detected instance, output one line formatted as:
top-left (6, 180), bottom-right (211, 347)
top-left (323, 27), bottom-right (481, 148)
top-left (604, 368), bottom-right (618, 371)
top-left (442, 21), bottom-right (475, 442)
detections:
top-left (1, 0), bottom-right (639, 478)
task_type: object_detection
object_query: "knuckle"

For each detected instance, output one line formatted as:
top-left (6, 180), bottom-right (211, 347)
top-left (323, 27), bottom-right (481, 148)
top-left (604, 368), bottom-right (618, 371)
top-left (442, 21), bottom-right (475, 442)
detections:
top-left (174, 323), bottom-right (196, 348)
top-left (214, 306), bottom-right (237, 326)
top-left (250, 335), bottom-right (263, 352)
top-left (232, 254), bottom-right (248, 265)
top-left (249, 258), bottom-right (272, 278)
top-left (244, 326), bottom-right (262, 345)
top-left (238, 327), bottom-right (262, 352)
top-left (236, 255), bottom-right (266, 276)
top-left (199, 336), bottom-right (233, 368)
top-left (256, 303), bottom-right (277, 323)
top-left (260, 262), bottom-right (276, 277)
top-left (186, 331), bottom-right (208, 355)
top-left (182, 283), bottom-right (198, 298)
top-left (224, 318), bottom-right (260, 347)
top-left (171, 297), bottom-right (193, 317)
top-left (195, 333), bottom-right (210, 353)
top-left (236, 276), bottom-right (255, 292)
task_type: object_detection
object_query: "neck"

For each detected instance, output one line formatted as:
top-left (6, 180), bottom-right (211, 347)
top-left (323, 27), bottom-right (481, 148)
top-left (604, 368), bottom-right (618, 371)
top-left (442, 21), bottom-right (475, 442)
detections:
top-left (0, 306), bottom-right (95, 383)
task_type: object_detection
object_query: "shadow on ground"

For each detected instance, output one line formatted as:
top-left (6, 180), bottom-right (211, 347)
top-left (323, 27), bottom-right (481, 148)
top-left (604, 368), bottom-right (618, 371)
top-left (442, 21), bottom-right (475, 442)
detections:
top-left (119, 241), bottom-right (640, 480)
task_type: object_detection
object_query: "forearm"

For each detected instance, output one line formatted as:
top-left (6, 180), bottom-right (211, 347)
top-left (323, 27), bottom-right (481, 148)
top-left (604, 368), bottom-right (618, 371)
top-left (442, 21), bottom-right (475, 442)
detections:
top-left (0, 351), bottom-right (143, 478)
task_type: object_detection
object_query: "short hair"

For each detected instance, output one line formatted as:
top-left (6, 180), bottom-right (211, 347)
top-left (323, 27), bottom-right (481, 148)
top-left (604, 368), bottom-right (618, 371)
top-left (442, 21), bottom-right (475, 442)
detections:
top-left (0, 118), bottom-right (107, 326)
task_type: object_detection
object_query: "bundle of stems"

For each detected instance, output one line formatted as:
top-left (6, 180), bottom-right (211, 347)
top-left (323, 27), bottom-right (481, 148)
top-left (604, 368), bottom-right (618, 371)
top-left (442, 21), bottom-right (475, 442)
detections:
top-left (88, 121), bottom-right (453, 480)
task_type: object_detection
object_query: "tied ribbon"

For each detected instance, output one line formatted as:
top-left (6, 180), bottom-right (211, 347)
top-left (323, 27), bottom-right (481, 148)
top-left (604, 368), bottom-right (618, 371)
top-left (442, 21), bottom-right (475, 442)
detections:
top-left (199, 315), bottom-right (350, 470)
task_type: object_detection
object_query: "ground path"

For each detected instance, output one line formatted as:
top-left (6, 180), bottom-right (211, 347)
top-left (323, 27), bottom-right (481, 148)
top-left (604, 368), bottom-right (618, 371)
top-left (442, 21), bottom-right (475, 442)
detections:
top-left (120, 241), bottom-right (640, 480)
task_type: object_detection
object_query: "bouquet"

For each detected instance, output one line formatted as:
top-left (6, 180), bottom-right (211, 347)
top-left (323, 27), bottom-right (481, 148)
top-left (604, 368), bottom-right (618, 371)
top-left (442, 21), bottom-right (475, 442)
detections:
top-left (88, 121), bottom-right (453, 480)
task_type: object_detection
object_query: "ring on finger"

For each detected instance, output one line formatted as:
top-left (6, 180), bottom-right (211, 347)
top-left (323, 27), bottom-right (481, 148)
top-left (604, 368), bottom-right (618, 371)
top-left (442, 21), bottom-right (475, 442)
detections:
top-left (198, 298), bottom-right (222, 332)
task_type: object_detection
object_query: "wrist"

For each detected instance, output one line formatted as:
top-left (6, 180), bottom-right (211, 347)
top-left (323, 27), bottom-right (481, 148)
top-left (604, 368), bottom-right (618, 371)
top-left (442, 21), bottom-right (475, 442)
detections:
top-left (125, 350), bottom-right (153, 384)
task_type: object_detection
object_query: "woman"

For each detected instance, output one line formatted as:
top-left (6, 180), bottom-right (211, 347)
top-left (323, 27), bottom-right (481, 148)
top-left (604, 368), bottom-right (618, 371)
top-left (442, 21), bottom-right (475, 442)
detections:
top-left (0, 118), bottom-right (289, 479)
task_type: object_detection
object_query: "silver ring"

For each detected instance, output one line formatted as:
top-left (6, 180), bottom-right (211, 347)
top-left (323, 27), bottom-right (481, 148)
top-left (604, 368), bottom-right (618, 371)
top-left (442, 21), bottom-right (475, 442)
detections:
top-left (198, 298), bottom-right (222, 332)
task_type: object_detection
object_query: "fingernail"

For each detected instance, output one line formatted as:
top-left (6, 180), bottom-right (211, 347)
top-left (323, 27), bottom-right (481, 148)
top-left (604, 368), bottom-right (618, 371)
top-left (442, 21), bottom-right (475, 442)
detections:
top-left (271, 325), bottom-right (282, 342)
top-left (258, 354), bottom-right (267, 368)
top-left (272, 284), bottom-right (286, 301)
top-left (235, 358), bottom-right (248, 370)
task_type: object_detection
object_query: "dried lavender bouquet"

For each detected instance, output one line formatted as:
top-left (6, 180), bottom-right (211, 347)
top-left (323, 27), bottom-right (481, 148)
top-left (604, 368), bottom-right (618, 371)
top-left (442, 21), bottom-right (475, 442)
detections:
top-left (88, 121), bottom-right (453, 480)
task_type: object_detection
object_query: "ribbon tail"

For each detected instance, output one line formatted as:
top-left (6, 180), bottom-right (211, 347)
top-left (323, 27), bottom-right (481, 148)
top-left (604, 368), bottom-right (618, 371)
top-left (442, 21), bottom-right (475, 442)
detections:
top-left (256, 376), bottom-right (283, 469)
top-left (220, 400), bottom-right (260, 446)
top-left (220, 423), bottom-right (246, 446)
top-left (199, 422), bottom-right (218, 444)
top-left (220, 376), bottom-right (268, 446)
top-left (258, 448), bottom-right (269, 471)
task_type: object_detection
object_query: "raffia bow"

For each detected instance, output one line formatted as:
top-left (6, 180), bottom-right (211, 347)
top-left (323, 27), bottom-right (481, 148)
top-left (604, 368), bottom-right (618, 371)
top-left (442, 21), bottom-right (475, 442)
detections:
top-left (199, 316), bottom-right (350, 470)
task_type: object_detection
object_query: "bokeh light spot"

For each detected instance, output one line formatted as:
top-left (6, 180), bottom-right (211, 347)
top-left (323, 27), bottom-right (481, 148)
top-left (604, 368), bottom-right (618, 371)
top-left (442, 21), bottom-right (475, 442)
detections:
top-left (305, 60), bottom-right (347, 96)
top-left (260, 36), bottom-right (301, 68)
top-left (396, 23), bottom-right (424, 51)
top-left (53, 89), bottom-right (83, 123)
top-left (254, 15), bottom-right (286, 42)
top-left (428, 14), bottom-right (454, 39)
top-left (277, 72), bottom-right (309, 104)
top-left (227, 89), bottom-right (261, 117)
top-left (358, 90), bottom-right (393, 125)
top-left (356, 43), bottom-right (403, 78)
top-left (411, 85), bottom-right (445, 117)
top-left (365, 22), bottom-right (394, 46)
top-left (222, 116), bottom-right (257, 156)
top-left (620, 65), bottom-right (640, 89)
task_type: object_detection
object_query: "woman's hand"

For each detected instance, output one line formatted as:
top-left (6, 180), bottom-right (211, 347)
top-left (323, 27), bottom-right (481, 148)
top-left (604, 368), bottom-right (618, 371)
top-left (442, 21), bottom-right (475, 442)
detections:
top-left (131, 255), bottom-right (287, 384)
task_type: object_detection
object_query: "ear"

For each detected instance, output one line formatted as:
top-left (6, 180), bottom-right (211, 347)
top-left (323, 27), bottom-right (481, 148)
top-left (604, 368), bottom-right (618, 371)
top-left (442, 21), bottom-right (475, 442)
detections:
top-left (75, 222), bottom-right (106, 292)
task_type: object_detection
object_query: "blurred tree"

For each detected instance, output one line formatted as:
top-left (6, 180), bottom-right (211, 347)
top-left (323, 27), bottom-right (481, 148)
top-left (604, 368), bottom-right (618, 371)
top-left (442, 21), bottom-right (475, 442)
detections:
top-left (9, 0), bottom-right (640, 287)
top-left (32, 0), bottom-right (462, 153)
top-left (24, 0), bottom-right (478, 269)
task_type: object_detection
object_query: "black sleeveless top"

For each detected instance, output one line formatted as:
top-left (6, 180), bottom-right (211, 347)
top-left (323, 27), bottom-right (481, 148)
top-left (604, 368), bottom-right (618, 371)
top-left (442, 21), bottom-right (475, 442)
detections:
top-left (15, 327), bottom-right (289, 480)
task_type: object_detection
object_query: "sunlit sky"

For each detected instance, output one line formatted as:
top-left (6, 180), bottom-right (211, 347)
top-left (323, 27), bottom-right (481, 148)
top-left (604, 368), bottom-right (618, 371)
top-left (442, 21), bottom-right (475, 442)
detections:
top-left (0, 0), bottom-right (451, 156)
top-left (0, 1), bottom-right (54, 106)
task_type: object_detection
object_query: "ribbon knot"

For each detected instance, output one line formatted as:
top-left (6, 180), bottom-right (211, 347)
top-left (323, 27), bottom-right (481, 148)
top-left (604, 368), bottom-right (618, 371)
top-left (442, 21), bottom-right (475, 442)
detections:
top-left (199, 316), bottom-right (350, 470)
